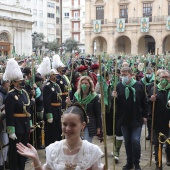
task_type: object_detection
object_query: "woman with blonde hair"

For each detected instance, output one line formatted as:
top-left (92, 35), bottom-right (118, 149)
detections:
top-left (66, 76), bottom-right (102, 143)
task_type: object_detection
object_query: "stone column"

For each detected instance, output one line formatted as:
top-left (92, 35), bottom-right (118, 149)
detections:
top-left (85, 0), bottom-right (91, 24)
top-left (155, 30), bottom-right (163, 54)
top-left (131, 32), bottom-right (138, 54)
top-left (85, 31), bottom-right (92, 54)
top-left (107, 31), bottom-right (114, 54)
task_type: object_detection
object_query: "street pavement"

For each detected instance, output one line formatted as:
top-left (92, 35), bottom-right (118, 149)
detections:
top-left (25, 125), bottom-right (169, 170)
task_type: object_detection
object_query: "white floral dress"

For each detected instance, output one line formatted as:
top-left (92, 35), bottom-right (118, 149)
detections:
top-left (42, 140), bottom-right (104, 170)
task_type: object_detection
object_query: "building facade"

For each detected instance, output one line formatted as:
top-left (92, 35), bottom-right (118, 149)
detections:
top-left (0, 0), bottom-right (61, 57)
top-left (25, 0), bottom-right (61, 48)
top-left (84, 0), bottom-right (170, 55)
top-left (0, 0), bottom-right (33, 56)
top-left (62, 0), bottom-right (85, 53)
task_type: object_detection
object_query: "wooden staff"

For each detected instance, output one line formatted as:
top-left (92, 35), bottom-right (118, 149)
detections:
top-left (150, 48), bottom-right (159, 166)
top-left (144, 57), bottom-right (147, 151)
top-left (113, 59), bottom-right (118, 170)
top-left (98, 55), bottom-right (108, 169)
top-left (41, 121), bottom-right (45, 147)
top-left (62, 55), bottom-right (74, 140)
top-left (31, 60), bottom-right (38, 148)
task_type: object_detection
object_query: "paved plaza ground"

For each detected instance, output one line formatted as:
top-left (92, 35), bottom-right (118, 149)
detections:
top-left (25, 125), bottom-right (169, 170)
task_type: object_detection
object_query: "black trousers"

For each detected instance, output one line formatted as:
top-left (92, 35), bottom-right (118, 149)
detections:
top-left (45, 114), bottom-right (62, 147)
top-left (106, 111), bottom-right (122, 137)
top-left (9, 133), bottom-right (29, 170)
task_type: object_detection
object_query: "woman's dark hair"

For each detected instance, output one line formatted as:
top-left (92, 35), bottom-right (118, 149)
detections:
top-left (64, 103), bottom-right (88, 123)
top-left (22, 67), bottom-right (31, 76)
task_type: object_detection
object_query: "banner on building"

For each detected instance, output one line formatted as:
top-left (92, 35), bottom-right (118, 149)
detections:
top-left (166, 16), bottom-right (170, 30)
top-left (93, 20), bottom-right (101, 33)
top-left (116, 19), bottom-right (125, 32)
top-left (140, 17), bottom-right (149, 33)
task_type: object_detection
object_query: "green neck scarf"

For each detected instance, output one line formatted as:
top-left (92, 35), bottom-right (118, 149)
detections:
top-left (74, 91), bottom-right (97, 105)
top-left (141, 74), bottom-right (154, 86)
top-left (14, 87), bottom-right (22, 94)
top-left (50, 80), bottom-right (57, 86)
top-left (157, 83), bottom-right (170, 109)
top-left (122, 78), bottom-right (136, 102)
top-left (157, 83), bottom-right (170, 92)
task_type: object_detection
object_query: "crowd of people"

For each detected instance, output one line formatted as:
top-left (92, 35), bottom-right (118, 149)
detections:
top-left (0, 53), bottom-right (169, 170)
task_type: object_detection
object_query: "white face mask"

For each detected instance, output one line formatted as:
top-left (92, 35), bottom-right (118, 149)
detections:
top-left (122, 76), bottom-right (129, 84)
top-left (146, 74), bottom-right (152, 79)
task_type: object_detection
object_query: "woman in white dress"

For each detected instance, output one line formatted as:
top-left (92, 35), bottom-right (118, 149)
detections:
top-left (16, 103), bottom-right (105, 170)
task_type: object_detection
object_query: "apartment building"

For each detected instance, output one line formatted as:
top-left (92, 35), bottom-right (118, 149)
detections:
top-left (0, 0), bottom-right (61, 56)
top-left (62, 0), bottom-right (85, 53)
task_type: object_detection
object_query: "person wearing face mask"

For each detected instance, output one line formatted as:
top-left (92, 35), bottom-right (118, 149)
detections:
top-left (22, 67), bottom-right (38, 147)
top-left (140, 67), bottom-right (155, 141)
top-left (56, 65), bottom-right (69, 110)
top-left (66, 76), bottom-right (102, 143)
top-left (3, 58), bottom-right (31, 170)
top-left (43, 69), bottom-right (62, 147)
top-left (89, 63), bottom-right (99, 88)
top-left (34, 74), bottom-right (44, 149)
top-left (0, 79), bottom-right (10, 170)
top-left (149, 70), bottom-right (170, 170)
top-left (112, 67), bottom-right (147, 170)
top-left (74, 65), bottom-right (88, 93)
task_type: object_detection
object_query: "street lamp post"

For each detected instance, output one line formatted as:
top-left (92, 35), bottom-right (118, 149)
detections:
top-left (31, 32), bottom-right (38, 56)
top-left (60, 43), bottom-right (65, 55)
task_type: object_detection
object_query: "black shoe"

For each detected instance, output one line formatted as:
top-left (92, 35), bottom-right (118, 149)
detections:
top-left (0, 165), bottom-right (4, 170)
top-left (167, 161), bottom-right (170, 166)
top-left (122, 163), bottom-right (134, 170)
top-left (135, 164), bottom-right (141, 170)
top-left (5, 161), bottom-right (10, 169)
top-left (38, 145), bottom-right (45, 149)
top-left (155, 165), bottom-right (162, 170)
top-left (146, 135), bottom-right (150, 140)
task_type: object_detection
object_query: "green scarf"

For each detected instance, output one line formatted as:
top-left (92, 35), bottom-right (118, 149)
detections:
top-left (122, 78), bottom-right (136, 102)
top-left (74, 91), bottom-right (97, 105)
top-left (157, 83), bottom-right (170, 109)
top-left (97, 75), bottom-right (108, 105)
top-left (157, 83), bottom-right (170, 92)
top-left (141, 74), bottom-right (155, 86)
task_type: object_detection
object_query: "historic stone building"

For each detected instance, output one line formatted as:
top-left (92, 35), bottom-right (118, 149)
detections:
top-left (0, 1), bottom-right (33, 57)
top-left (84, 0), bottom-right (170, 55)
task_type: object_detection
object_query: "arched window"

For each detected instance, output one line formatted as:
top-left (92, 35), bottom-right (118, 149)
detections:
top-left (0, 33), bottom-right (8, 42)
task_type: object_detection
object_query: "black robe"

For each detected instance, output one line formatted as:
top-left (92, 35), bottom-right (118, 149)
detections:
top-left (116, 81), bottom-right (147, 127)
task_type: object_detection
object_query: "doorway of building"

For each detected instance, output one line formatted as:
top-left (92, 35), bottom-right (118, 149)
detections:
top-left (148, 42), bottom-right (155, 54)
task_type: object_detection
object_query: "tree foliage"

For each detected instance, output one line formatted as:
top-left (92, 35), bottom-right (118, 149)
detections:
top-left (64, 38), bottom-right (79, 52)
top-left (47, 40), bottom-right (60, 52)
top-left (32, 33), bottom-right (45, 49)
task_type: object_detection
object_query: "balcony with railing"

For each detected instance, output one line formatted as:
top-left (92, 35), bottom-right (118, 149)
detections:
top-left (71, 28), bottom-right (81, 32)
top-left (70, 5), bottom-right (81, 10)
top-left (91, 19), bottom-right (107, 25)
top-left (115, 15), bottom-right (168, 24)
top-left (70, 17), bottom-right (80, 21)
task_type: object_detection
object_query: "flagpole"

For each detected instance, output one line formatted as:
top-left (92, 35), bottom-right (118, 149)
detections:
top-left (150, 48), bottom-right (159, 166)
top-left (98, 54), bottom-right (108, 170)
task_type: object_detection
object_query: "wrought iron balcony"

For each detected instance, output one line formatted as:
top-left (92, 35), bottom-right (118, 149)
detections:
top-left (71, 28), bottom-right (81, 32)
top-left (91, 19), bottom-right (107, 25)
top-left (70, 5), bottom-right (81, 10)
top-left (70, 17), bottom-right (80, 21)
top-left (114, 15), bottom-right (168, 24)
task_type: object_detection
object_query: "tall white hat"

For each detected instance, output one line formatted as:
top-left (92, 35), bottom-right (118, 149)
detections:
top-left (3, 58), bottom-right (23, 81)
